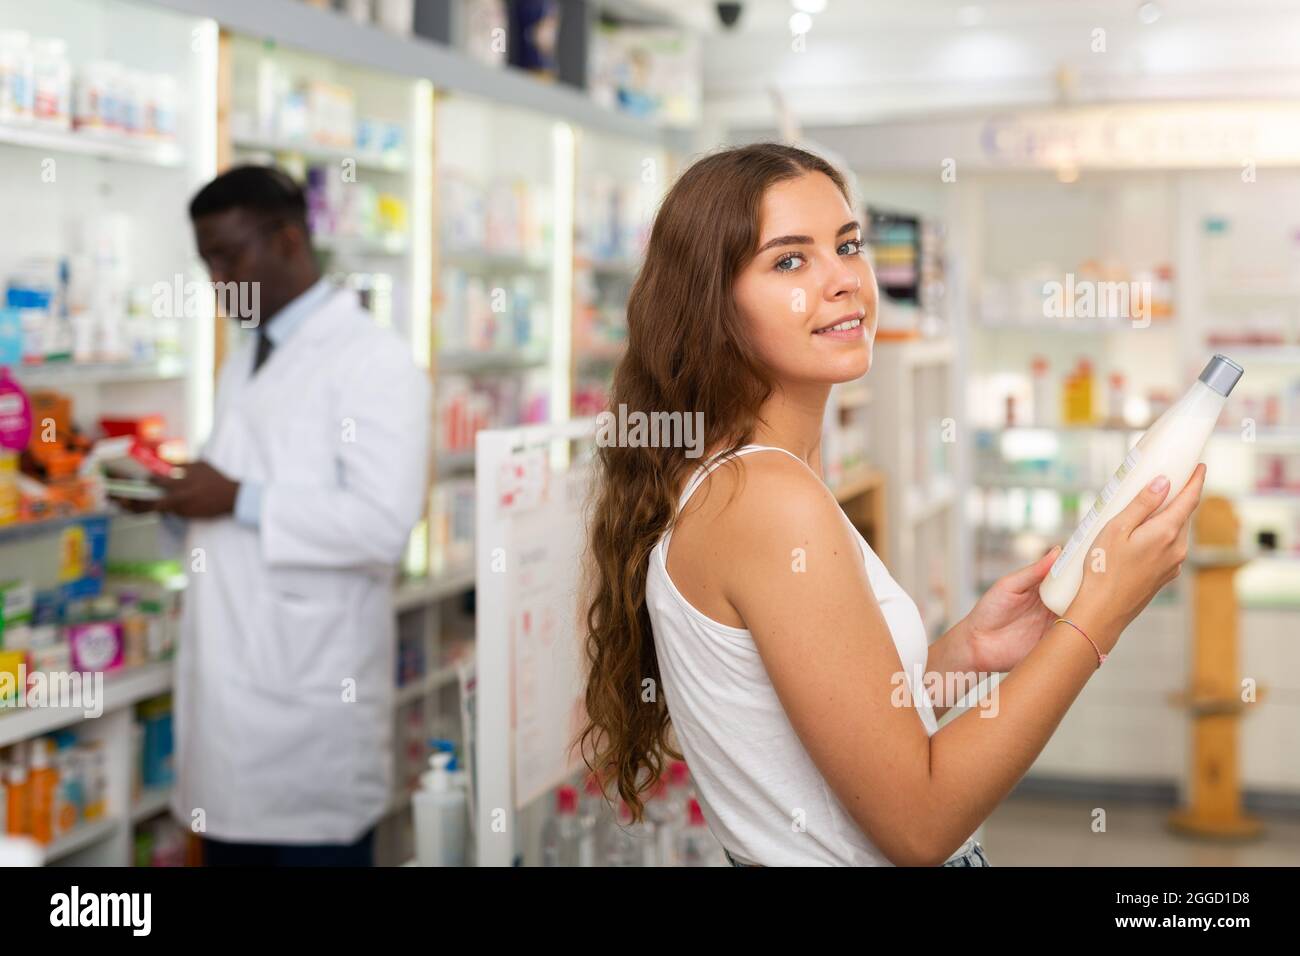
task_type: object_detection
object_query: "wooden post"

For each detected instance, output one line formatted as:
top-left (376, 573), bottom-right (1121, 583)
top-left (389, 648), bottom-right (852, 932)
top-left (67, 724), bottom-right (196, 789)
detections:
top-left (1167, 495), bottom-right (1264, 840)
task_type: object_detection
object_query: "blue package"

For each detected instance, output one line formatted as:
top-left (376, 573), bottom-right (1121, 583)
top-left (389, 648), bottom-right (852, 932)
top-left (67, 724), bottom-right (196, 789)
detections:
top-left (59, 516), bottom-right (110, 601)
top-left (141, 709), bottom-right (174, 788)
top-left (0, 307), bottom-right (21, 367)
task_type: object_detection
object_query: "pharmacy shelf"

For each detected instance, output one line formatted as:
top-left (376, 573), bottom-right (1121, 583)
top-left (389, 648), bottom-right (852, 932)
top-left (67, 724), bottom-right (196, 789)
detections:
top-left (394, 564), bottom-right (475, 612)
top-left (977, 319), bottom-right (1179, 335)
top-left (394, 664), bottom-right (459, 707)
top-left (582, 257), bottom-right (642, 275)
top-left (131, 785), bottom-right (173, 823)
top-left (232, 135), bottom-right (408, 171)
top-left (11, 357), bottom-right (188, 386)
top-left (441, 250), bottom-right (551, 274)
top-left (0, 660), bottom-right (173, 749)
top-left (976, 422), bottom-right (1148, 435)
top-left (0, 122), bottom-right (184, 167)
top-left (976, 474), bottom-right (1095, 493)
top-left (438, 350), bottom-right (551, 374)
top-left (1210, 426), bottom-right (1300, 443)
top-left (830, 467), bottom-right (885, 504)
top-left (41, 816), bottom-right (121, 864)
top-left (150, 0), bottom-right (668, 144)
top-left (0, 510), bottom-right (114, 547)
top-left (435, 450), bottom-right (476, 474)
top-left (906, 478), bottom-right (956, 523)
top-left (315, 233), bottom-right (409, 257)
top-left (1204, 281), bottom-right (1300, 298)
top-left (1241, 489), bottom-right (1300, 502)
top-left (1211, 346), bottom-right (1300, 365)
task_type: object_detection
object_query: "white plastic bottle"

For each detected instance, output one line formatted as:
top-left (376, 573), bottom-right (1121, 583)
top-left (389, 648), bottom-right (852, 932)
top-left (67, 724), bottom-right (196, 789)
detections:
top-left (1039, 354), bottom-right (1244, 616)
top-left (412, 752), bottom-right (467, 866)
top-left (605, 802), bottom-right (643, 866)
top-left (678, 797), bottom-right (717, 867)
top-left (541, 785), bottom-right (588, 866)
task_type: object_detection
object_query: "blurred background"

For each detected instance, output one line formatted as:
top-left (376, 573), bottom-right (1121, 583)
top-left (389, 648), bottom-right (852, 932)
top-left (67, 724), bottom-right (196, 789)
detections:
top-left (0, 0), bottom-right (1295, 867)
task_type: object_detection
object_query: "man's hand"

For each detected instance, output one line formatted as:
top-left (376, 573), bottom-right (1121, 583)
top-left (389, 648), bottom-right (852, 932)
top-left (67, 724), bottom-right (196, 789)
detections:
top-left (149, 461), bottom-right (240, 519)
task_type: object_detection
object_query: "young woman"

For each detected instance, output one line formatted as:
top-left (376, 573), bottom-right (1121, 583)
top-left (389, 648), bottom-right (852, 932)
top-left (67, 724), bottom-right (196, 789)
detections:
top-left (580, 143), bottom-right (1203, 867)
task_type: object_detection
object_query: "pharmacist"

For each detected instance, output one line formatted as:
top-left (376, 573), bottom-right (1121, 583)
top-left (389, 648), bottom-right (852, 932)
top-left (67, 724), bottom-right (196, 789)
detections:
top-left (117, 166), bottom-right (431, 865)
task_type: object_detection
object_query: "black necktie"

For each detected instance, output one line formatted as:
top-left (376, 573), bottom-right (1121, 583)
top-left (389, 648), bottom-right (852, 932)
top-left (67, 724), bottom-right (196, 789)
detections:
top-left (252, 331), bottom-right (274, 375)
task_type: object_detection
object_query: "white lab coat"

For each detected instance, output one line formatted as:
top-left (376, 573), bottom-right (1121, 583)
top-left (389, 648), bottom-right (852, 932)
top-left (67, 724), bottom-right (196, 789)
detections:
top-left (170, 288), bottom-right (431, 843)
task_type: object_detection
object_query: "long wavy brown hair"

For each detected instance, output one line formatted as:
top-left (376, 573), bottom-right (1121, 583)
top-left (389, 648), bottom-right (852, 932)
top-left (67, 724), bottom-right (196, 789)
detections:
top-left (578, 143), bottom-right (853, 820)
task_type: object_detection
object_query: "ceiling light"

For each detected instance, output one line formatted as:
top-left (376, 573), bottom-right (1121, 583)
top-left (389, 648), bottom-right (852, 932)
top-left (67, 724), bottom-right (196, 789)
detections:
top-left (789, 12), bottom-right (812, 34)
top-left (1137, 1), bottom-right (1161, 24)
top-left (791, 0), bottom-right (828, 12)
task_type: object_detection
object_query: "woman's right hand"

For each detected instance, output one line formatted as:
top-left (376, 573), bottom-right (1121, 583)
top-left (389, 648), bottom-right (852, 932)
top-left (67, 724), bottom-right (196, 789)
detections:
top-left (1067, 463), bottom-right (1208, 647)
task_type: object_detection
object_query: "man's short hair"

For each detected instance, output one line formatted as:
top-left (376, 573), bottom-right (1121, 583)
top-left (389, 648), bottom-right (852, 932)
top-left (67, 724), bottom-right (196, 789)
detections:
top-left (188, 164), bottom-right (309, 234)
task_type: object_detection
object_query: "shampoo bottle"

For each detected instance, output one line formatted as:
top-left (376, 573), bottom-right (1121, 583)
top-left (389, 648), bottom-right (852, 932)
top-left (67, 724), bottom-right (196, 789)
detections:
top-left (412, 751), bottom-right (467, 866)
top-left (1039, 354), bottom-right (1244, 616)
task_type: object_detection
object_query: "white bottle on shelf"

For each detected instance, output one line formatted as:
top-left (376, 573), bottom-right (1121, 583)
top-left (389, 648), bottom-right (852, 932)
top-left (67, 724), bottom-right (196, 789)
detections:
top-left (412, 752), bottom-right (467, 866)
top-left (604, 802), bottom-right (643, 866)
top-left (1039, 354), bottom-right (1245, 616)
top-left (678, 797), bottom-right (717, 867)
top-left (540, 785), bottom-right (585, 867)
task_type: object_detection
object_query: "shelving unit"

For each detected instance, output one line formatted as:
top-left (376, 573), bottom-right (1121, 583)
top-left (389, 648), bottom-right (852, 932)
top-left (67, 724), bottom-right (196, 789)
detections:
top-left (220, 30), bottom-right (433, 364)
top-left (0, 0), bottom-right (678, 867)
top-left (863, 337), bottom-right (961, 641)
top-left (570, 127), bottom-right (665, 416)
top-left (0, 0), bottom-right (216, 865)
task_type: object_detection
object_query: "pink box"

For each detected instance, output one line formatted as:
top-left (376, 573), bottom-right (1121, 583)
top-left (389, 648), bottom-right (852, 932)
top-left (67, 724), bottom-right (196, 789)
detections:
top-left (67, 620), bottom-right (124, 673)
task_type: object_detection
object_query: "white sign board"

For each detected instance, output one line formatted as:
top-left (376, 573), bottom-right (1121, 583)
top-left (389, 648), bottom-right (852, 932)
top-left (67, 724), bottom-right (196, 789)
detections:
top-left (474, 419), bottom-right (595, 866)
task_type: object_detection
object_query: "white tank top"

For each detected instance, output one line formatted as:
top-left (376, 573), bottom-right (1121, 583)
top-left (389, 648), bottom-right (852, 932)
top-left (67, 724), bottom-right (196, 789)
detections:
top-left (646, 444), bottom-right (976, 866)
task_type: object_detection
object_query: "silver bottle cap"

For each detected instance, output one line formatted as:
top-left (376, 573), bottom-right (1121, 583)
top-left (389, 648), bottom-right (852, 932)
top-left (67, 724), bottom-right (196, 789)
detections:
top-left (1198, 354), bottom-right (1244, 397)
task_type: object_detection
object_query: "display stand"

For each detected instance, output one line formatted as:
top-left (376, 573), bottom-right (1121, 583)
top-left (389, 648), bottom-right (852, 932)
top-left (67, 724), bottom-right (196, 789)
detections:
top-left (1168, 496), bottom-right (1265, 840)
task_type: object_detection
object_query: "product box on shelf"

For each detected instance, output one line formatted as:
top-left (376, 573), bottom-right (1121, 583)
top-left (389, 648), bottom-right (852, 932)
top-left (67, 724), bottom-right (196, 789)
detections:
top-left (66, 618), bottom-right (123, 673)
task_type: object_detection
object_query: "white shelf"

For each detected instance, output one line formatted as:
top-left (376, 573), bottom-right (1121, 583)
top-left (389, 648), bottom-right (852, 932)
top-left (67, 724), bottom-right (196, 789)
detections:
top-left (1241, 489), bottom-right (1300, 503)
top-left (0, 510), bottom-right (114, 546)
top-left (131, 785), bottom-right (173, 823)
top-left (11, 357), bottom-right (188, 387)
top-left (394, 665), bottom-right (460, 707)
top-left (315, 233), bottom-right (409, 257)
top-left (1204, 281), bottom-right (1300, 297)
top-left (977, 319), bottom-right (1177, 334)
top-left (149, 0), bottom-right (668, 144)
top-left (42, 817), bottom-right (120, 864)
top-left (394, 565), bottom-right (475, 612)
top-left (435, 450), bottom-right (476, 473)
top-left (1211, 426), bottom-right (1300, 443)
top-left (1209, 346), bottom-right (1300, 365)
top-left (976, 474), bottom-right (1093, 493)
top-left (0, 123), bottom-right (184, 166)
top-left (906, 479), bottom-right (956, 523)
top-left (875, 336), bottom-right (954, 367)
top-left (976, 422), bottom-right (1147, 435)
top-left (438, 349), bottom-right (550, 373)
top-left (441, 249), bottom-right (551, 273)
top-left (232, 135), bottom-right (408, 171)
top-left (0, 661), bottom-right (173, 749)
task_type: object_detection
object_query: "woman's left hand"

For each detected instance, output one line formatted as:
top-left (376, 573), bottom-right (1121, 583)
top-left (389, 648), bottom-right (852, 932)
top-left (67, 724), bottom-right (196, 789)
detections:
top-left (964, 546), bottom-right (1062, 673)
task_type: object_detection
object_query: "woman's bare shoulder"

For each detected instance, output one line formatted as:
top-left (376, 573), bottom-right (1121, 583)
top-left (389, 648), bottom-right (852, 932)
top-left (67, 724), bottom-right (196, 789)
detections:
top-left (690, 451), bottom-right (862, 583)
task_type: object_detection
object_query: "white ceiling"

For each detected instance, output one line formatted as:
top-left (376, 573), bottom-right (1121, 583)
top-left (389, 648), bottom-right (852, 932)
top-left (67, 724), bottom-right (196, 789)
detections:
top-left (631, 0), bottom-right (1300, 33)
top-left (634, 0), bottom-right (1300, 132)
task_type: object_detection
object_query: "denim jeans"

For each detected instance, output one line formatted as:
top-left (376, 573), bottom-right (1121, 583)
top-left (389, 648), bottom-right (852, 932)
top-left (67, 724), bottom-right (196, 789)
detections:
top-left (723, 840), bottom-right (991, 867)
top-left (941, 841), bottom-right (991, 867)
